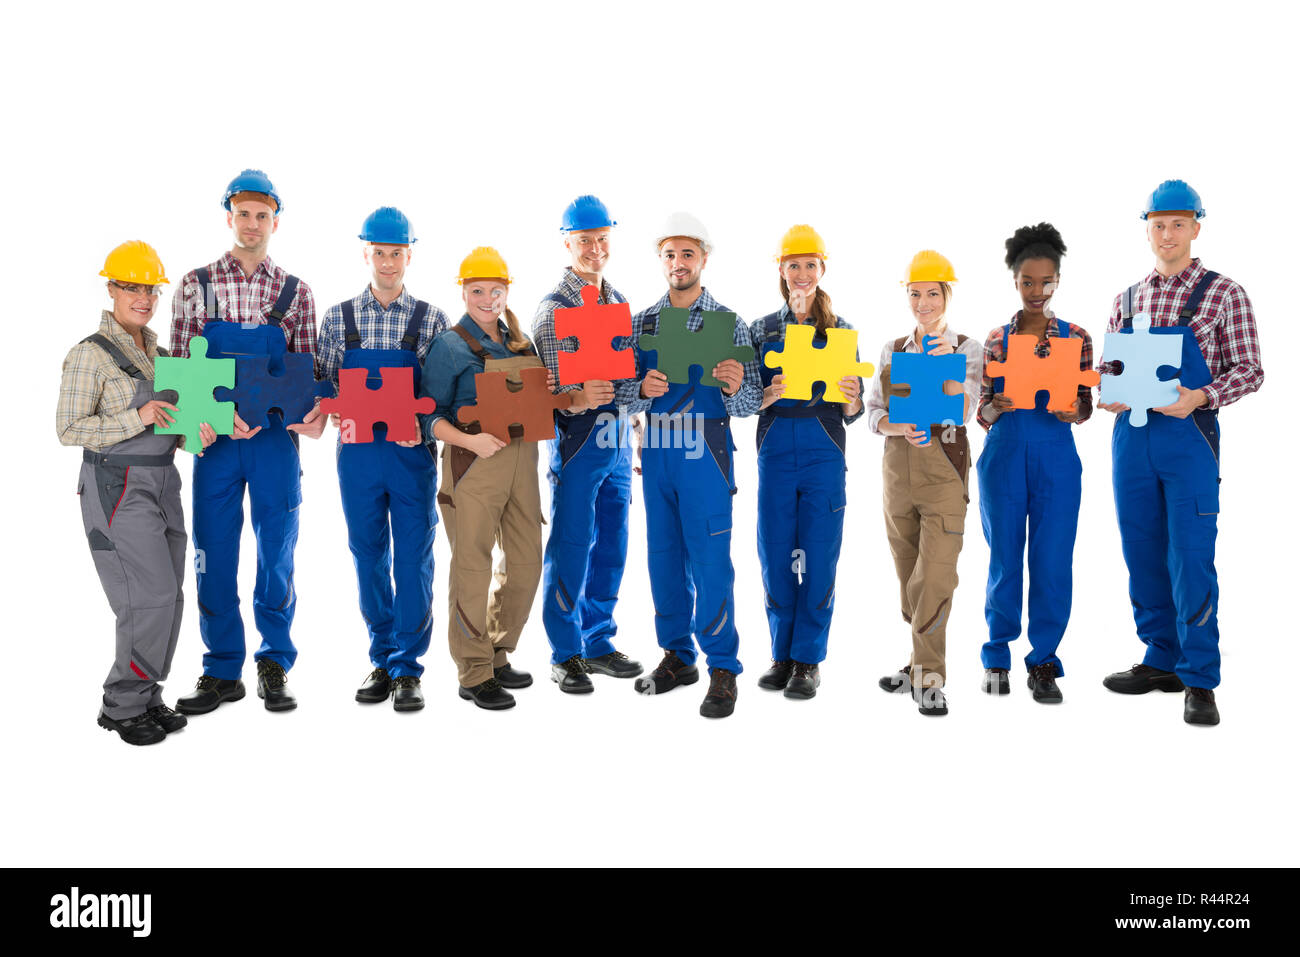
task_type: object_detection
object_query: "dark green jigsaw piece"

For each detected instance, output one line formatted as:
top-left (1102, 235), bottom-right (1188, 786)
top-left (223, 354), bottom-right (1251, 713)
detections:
top-left (638, 307), bottom-right (754, 387)
top-left (153, 335), bottom-right (236, 453)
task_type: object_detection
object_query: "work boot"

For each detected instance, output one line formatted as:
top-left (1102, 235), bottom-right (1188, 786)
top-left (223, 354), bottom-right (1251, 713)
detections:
top-left (1184, 687), bottom-right (1220, 726)
top-left (144, 703), bottom-right (188, 733)
top-left (784, 661), bottom-right (820, 700)
top-left (98, 711), bottom-right (166, 746)
top-left (392, 676), bottom-right (425, 712)
top-left (355, 667), bottom-right (392, 704)
top-left (584, 650), bottom-right (643, 678)
top-left (256, 659), bottom-right (297, 712)
top-left (914, 683), bottom-right (949, 717)
top-left (757, 659), bottom-right (793, 691)
top-left (1102, 663), bottom-right (1184, 695)
top-left (175, 675), bottom-right (246, 715)
top-left (1027, 663), bottom-right (1063, 704)
top-left (458, 677), bottom-right (516, 711)
top-left (494, 661), bottom-right (533, 689)
top-left (699, 669), bottom-right (738, 718)
top-left (550, 655), bottom-right (594, 694)
top-left (982, 667), bottom-right (1010, 695)
top-left (878, 668), bottom-right (912, 694)
top-left (634, 651), bottom-right (699, 695)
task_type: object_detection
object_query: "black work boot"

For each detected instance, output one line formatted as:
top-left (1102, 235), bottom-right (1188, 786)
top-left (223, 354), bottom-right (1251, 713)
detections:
top-left (550, 655), bottom-right (594, 694)
top-left (757, 659), bottom-right (793, 691)
top-left (700, 669), bottom-right (738, 718)
top-left (392, 676), bottom-right (425, 712)
top-left (914, 682), bottom-right (949, 717)
top-left (1027, 663), bottom-right (1064, 704)
top-left (494, 661), bottom-right (533, 689)
top-left (1103, 663), bottom-right (1184, 695)
top-left (878, 668), bottom-right (912, 694)
top-left (633, 651), bottom-right (699, 695)
top-left (1184, 687), bottom-right (1220, 726)
top-left (256, 659), bottom-right (297, 712)
top-left (355, 667), bottom-right (392, 704)
top-left (783, 662), bottom-right (820, 700)
top-left (145, 703), bottom-right (188, 733)
top-left (98, 711), bottom-right (166, 746)
top-left (583, 650), bottom-right (643, 678)
top-left (458, 677), bottom-right (516, 711)
top-left (176, 675), bottom-right (246, 715)
top-left (982, 667), bottom-right (1010, 695)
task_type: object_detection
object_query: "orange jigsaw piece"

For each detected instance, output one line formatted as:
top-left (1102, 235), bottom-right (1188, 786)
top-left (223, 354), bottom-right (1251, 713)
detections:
top-left (984, 334), bottom-right (1100, 412)
top-left (456, 366), bottom-right (573, 442)
top-left (553, 285), bottom-right (636, 385)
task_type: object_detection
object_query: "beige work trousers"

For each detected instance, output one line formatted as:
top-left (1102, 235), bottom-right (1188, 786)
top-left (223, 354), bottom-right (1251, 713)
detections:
top-left (438, 439), bottom-right (544, 687)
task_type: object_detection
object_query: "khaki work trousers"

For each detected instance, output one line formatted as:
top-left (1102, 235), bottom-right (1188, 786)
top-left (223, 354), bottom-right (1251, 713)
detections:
top-left (881, 431), bottom-right (969, 689)
top-left (438, 440), bottom-right (543, 687)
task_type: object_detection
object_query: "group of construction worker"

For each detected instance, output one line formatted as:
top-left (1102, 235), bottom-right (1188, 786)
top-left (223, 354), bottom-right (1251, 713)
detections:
top-left (57, 172), bottom-right (1263, 745)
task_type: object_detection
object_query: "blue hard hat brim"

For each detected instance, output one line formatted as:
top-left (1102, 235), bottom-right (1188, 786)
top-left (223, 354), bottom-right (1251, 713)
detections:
top-left (359, 234), bottom-right (417, 243)
top-left (560, 219), bottom-right (618, 232)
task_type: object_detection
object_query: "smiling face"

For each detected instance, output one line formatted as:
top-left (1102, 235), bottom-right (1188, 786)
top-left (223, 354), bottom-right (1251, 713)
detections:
top-left (1146, 211), bottom-right (1200, 269)
top-left (780, 255), bottom-right (823, 300)
top-left (365, 243), bottom-right (411, 294)
top-left (227, 198), bottom-right (278, 254)
top-left (107, 280), bottom-right (160, 334)
top-left (565, 228), bottom-right (611, 278)
top-left (1014, 257), bottom-right (1059, 319)
top-left (462, 279), bottom-right (508, 325)
top-left (907, 281), bottom-right (947, 327)
top-left (659, 238), bottom-right (707, 292)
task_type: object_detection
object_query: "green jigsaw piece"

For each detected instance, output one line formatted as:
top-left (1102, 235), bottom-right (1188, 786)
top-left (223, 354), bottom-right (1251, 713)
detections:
top-left (153, 335), bottom-right (236, 453)
top-left (638, 307), bottom-right (754, 388)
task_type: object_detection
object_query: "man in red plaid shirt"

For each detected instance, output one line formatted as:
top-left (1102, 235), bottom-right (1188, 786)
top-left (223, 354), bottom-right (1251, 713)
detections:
top-left (1098, 179), bottom-right (1264, 727)
top-left (170, 169), bottom-right (326, 717)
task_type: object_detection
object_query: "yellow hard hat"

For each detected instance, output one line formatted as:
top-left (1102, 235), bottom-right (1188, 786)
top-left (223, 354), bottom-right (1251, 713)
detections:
top-left (100, 240), bottom-right (169, 285)
top-left (457, 246), bottom-right (512, 285)
top-left (903, 249), bottom-right (957, 284)
top-left (778, 224), bottom-right (827, 261)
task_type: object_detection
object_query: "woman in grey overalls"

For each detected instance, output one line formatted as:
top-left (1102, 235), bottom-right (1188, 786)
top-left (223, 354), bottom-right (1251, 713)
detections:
top-left (56, 241), bottom-right (214, 745)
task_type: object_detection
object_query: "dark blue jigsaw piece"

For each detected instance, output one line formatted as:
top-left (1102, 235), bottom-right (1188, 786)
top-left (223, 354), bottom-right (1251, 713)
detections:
top-left (213, 351), bottom-right (334, 429)
top-left (888, 335), bottom-right (966, 446)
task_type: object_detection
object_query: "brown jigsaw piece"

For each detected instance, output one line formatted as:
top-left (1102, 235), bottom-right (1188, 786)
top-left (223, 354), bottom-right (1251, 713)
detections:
top-left (985, 333), bottom-right (1100, 412)
top-left (456, 366), bottom-right (572, 441)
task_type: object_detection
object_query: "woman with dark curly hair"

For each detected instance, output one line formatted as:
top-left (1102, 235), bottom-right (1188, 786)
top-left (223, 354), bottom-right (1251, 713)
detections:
top-left (975, 223), bottom-right (1095, 704)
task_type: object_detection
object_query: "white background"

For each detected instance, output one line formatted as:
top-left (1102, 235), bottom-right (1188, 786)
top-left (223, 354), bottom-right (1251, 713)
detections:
top-left (3, 0), bottom-right (1296, 868)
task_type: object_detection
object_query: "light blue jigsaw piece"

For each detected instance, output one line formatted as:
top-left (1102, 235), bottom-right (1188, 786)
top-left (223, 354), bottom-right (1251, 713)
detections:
top-left (1100, 313), bottom-right (1183, 427)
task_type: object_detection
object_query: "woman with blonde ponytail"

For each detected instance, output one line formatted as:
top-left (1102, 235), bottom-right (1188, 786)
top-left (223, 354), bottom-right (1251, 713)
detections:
top-left (750, 225), bottom-right (865, 700)
top-left (420, 247), bottom-right (554, 710)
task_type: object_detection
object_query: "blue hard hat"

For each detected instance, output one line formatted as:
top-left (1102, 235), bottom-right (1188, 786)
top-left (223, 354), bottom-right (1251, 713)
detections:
top-left (359, 206), bottom-right (416, 244)
top-left (223, 168), bottom-right (283, 214)
top-left (1142, 179), bottom-right (1205, 220)
top-left (560, 194), bottom-right (616, 232)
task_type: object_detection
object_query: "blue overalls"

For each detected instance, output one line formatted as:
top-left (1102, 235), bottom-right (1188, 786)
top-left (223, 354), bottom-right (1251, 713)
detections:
top-left (539, 289), bottom-right (633, 666)
top-left (755, 312), bottom-right (848, 665)
top-left (191, 269), bottom-right (304, 679)
top-left (638, 314), bottom-right (743, 676)
top-left (977, 318), bottom-right (1083, 675)
top-left (336, 300), bottom-right (437, 679)
top-left (1111, 273), bottom-right (1222, 689)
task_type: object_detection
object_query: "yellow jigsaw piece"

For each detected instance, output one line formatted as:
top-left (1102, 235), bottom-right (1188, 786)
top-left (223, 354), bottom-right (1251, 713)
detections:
top-left (763, 324), bottom-right (875, 401)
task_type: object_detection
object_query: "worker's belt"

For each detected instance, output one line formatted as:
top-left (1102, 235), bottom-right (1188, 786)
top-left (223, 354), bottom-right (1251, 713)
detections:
top-left (84, 449), bottom-right (175, 467)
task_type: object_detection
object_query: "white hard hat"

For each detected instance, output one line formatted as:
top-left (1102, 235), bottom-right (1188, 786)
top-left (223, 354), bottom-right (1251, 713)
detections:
top-left (655, 211), bottom-right (713, 254)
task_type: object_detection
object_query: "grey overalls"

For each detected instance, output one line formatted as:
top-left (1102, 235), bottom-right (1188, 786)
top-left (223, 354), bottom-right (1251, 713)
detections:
top-left (77, 334), bottom-right (187, 719)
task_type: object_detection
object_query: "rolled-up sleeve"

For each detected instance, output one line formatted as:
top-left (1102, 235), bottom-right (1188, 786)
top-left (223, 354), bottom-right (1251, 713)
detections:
top-left (722, 316), bottom-right (761, 418)
top-left (420, 335), bottom-right (460, 440)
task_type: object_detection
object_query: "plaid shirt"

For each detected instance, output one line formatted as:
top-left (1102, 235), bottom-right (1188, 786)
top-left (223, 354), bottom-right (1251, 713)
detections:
top-left (316, 286), bottom-right (449, 388)
top-left (977, 313), bottom-right (1095, 430)
top-left (615, 287), bottom-right (761, 418)
top-left (531, 268), bottom-right (628, 403)
top-left (748, 304), bottom-right (866, 425)
top-left (1103, 258), bottom-right (1263, 409)
top-left (56, 311), bottom-right (158, 451)
top-left (169, 251), bottom-right (317, 359)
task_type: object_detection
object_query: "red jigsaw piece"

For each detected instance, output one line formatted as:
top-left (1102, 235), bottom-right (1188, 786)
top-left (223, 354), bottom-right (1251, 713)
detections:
top-left (320, 366), bottom-right (436, 443)
top-left (553, 285), bottom-right (635, 385)
top-left (457, 366), bottom-right (572, 442)
top-left (985, 334), bottom-right (1100, 412)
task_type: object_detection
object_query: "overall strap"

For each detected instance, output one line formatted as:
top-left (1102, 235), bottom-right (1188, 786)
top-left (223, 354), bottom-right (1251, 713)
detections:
top-left (266, 275), bottom-right (300, 326)
top-left (401, 301), bottom-right (430, 351)
top-left (1001, 323), bottom-right (1011, 355)
top-left (1120, 283), bottom-right (1140, 327)
top-left (893, 336), bottom-right (909, 352)
top-left (82, 334), bottom-right (147, 380)
top-left (1178, 271), bottom-right (1220, 326)
top-left (1056, 318), bottom-right (1069, 339)
top-left (452, 323), bottom-right (489, 358)
top-left (195, 267), bottom-right (221, 320)
top-left (340, 300), bottom-right (362, 350)
top-left (955, 333), bottom-right (969, 347)
top-left (764, 312), bottom-right (784, 341)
